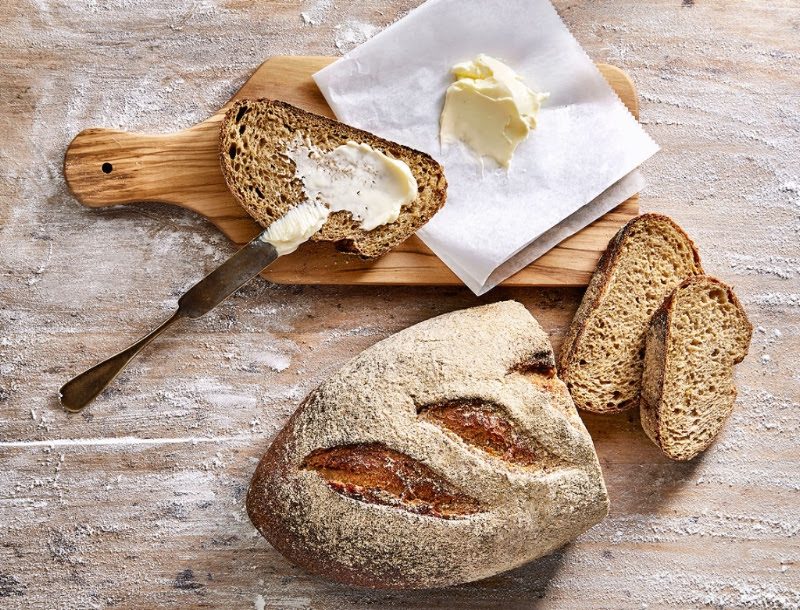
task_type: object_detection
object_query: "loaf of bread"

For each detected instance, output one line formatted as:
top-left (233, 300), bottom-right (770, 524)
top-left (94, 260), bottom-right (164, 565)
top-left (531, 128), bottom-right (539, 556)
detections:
top-left (219, 99), bottom-right (447, 259)
top-left (641, 276), bottom-right (752, 461)
top-left (247, 301), bottom-right (609, 589)
top-left (559, 214), bottom-right (704, 414)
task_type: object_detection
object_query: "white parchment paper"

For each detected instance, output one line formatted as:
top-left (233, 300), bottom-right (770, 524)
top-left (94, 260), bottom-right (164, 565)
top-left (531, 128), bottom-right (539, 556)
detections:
top-left (314, 0), bottom-right (659, 293)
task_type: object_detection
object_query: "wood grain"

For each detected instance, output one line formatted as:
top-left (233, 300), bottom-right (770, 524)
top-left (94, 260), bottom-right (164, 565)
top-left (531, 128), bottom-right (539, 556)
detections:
top-left (1, 1), bottom-right (799, 609)
top-left (63, 57), bottom-right (639, 287)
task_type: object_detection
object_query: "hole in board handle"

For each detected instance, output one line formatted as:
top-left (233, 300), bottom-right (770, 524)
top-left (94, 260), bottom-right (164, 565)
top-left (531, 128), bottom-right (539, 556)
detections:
top-left (101, 162), bottom-right (113, 174)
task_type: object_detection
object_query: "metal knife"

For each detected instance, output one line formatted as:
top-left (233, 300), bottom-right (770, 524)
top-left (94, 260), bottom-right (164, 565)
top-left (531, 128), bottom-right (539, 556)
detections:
top-left (59, 232), bottom-right (279, 412)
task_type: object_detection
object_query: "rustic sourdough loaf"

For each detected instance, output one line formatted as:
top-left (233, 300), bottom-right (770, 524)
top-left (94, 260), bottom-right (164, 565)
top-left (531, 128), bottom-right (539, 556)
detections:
top-left (219, 99), bottom-right (447, 259)
top-left (641, 276), bottom-right (752, 461)
top-left (559, 214), bottom-right (704, 414)
top-left (247, 301), bottom-right (609, 589)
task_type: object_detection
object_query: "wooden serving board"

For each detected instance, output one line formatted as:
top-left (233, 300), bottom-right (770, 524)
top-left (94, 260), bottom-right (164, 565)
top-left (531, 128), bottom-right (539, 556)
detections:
top-left (64, 56), bottom-right (639, 287)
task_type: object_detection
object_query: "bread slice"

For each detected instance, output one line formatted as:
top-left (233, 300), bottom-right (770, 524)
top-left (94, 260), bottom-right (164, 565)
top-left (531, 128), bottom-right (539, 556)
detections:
top-left (558, 214), bottom-right (703, 413)
top-left (219, 99), bottom-right (447, 259)
top-left (640, 276), bottom-right (752, 461)
top-left (247, 301), bottom-right (608, 589)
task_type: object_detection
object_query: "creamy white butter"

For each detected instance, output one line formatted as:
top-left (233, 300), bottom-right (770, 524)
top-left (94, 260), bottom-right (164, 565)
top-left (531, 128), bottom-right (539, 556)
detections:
top-left (440, 54), bottom-right (548, 167)
top-left (286, 139), bottom-right (418, 231)
top-left (260, 201), bottom-right (330, 256)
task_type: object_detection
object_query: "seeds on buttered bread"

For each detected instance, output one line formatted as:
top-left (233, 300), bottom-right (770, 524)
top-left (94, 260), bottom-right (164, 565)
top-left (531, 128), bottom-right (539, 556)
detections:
top-left (247, 301), bottom-right (608, 589)
top-left (641, 276), bottom-right (752, 461)
top-left (219, 99), bottom-right (447, 259)
top-left (558, 214), bottom-right (703, 414)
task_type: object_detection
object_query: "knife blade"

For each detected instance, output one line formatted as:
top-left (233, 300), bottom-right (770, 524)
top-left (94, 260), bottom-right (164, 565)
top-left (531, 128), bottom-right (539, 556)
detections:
top-left (178, 231), bottom-right (278, 318)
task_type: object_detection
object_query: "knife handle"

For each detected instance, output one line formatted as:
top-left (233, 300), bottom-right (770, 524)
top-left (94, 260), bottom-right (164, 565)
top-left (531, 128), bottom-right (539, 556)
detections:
top-left (59, 311), bottom-right (184, 412)
top-left (59, 236), bottom-right (278, 412)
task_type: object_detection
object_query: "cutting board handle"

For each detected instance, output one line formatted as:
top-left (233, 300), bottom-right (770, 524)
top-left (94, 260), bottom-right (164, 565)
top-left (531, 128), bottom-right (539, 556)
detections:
top-left (63, 123), bottom-right (230, 209)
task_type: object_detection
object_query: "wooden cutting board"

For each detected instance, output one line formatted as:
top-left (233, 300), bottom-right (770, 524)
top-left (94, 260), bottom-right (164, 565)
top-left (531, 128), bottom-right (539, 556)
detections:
top-left (63, 56), bottom-right (639, 287)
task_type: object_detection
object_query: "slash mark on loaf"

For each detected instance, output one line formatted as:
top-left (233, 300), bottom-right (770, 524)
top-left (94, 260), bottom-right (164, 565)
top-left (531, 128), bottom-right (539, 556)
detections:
top-left (419, 399), bottom-right (569, 470)
top-left (301, 443), bottom-right (481, 518)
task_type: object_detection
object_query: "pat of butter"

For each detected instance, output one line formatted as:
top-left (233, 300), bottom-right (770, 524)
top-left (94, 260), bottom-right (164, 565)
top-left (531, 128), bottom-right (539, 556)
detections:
top-left (440, 54), bottom-right (548, 167)
top-left (260, 201), bottom-right (330, 256)
top-left (286, 139), bottom-right (418, 231)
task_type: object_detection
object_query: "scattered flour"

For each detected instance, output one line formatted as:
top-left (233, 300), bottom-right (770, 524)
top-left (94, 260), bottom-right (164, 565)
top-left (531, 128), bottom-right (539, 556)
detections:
top-left (334, 19), bottom-right (380, 53)
top-left (255, 351), bottom-right (291, 373)
top-left (299, 0), bottom-right (334, 26)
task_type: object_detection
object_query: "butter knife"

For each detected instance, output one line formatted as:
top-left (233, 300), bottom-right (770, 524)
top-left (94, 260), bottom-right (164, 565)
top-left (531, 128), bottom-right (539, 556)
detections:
top-left (59, 233), bottom-right (278, 412)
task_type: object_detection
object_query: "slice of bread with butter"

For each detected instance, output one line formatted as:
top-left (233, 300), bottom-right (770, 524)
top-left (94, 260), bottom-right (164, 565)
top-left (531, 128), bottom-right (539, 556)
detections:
top-left (219, 99), bottom-right (447, 259)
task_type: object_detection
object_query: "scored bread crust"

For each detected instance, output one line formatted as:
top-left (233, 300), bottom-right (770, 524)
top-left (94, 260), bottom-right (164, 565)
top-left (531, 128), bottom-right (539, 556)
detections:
top-left (558, 213), bottom-right (704, 414)
top-left (247, 301), bottom-right (609, 589)
top-left (640, 276), bottom-right (752, 461)
top-left (218, 99), bottom-right (447, 259)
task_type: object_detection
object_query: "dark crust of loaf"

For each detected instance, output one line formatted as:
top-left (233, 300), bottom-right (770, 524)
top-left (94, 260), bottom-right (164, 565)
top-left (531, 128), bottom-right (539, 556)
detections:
top-left (417, 399), bottom-right (570, 469)
top-left (300, 443), bottom-right (483, 518)
top-left (640, 275), bottom-right (753, 461)
top-left (639, 283), bottom-right (672, 451)
top-left (557, 213), bottom-right (704, 414)
top-left (218, 99), bottom-right (447, 259)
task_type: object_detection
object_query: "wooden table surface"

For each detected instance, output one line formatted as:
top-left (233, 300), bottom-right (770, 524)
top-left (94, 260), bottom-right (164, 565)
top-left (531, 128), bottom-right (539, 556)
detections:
top-left (1, 1), bottom-right (798, 608)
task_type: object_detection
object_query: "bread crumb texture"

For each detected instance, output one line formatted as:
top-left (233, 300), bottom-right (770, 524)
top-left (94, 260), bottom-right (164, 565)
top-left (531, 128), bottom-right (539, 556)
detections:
top-left (641, 276), bottom-right (753, 461)
top-left (246, 301), bottom-right (609, 589)
top-left (219, 99), bottom-right (447, 259)
top-left (559, 213), bottom-right (703, 414)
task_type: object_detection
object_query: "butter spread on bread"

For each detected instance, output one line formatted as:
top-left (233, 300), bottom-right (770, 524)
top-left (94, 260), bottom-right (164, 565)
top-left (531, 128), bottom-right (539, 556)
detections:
top-left (440, 54), bottom-right (548, 166)
top-left (285, 139), bottom-right (418, 231)
top-left (247, 301), bottom-right (608, 589)
top-left (219, 99), bottom-right (446, 259)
